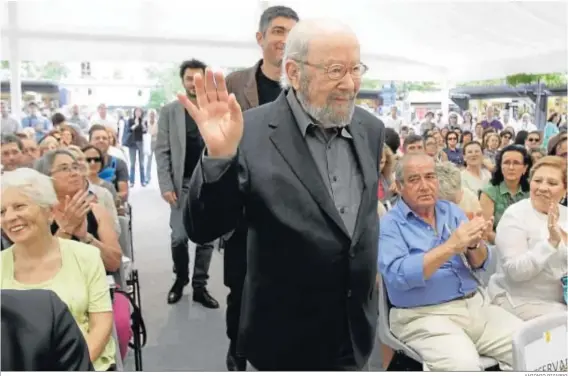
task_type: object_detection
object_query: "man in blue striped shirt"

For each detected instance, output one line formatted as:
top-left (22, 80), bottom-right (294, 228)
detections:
top-left (378, 153), bottom-right (523, 371)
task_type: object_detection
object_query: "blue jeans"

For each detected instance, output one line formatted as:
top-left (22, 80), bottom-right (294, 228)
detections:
top-left (128, 141), bottom-right (145, 185)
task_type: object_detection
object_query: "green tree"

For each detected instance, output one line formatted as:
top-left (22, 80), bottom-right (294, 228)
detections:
top-left (146, 63), bottom-right (183, 109)
top-left (0, 61), bottom-right (69, 80)
top-left (505, 72), bottom-right (566, 87)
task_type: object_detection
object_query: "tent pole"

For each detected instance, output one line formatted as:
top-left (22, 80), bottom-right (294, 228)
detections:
top-left (440, 79), bottom-right (452, 121)
top-left (8, 1), bottom-right (23, 121)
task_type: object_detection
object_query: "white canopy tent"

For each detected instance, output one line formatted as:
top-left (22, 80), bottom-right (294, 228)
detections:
top-left (1, 0), bottom-right (567, 114)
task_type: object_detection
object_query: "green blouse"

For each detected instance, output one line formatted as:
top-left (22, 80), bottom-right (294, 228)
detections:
top-left (481, 182), bottom-right (529, 229)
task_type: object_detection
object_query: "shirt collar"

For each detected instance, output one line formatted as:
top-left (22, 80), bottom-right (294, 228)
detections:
top-left (396, 197), bottom-right (448, 219)
top-left (285, 89), bottom-right (352, 139)
top-left (498, 181), bottom-right (523, 196)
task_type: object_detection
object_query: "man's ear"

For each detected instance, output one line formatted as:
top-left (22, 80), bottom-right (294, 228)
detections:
top-left (255, 31), bottom-right (263, 47)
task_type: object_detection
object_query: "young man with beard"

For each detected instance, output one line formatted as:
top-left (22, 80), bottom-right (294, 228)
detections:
top-left (222, 5), bottom-right (298, 371)
top-left (155, 59), bottom-right (219, 309)
top-left (180, 19), bottom-right (384, 371)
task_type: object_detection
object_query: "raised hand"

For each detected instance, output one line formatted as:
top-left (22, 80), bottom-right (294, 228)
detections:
top-left (177, 68), bottom-right (243, 158)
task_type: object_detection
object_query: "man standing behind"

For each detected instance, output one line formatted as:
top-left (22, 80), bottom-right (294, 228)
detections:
top-left (1, 101), bottom-right (20, 135)
top-left (481, 105), bottom-right (503, 131)
top-left (155, 59), bottom-right (219, 309)
top-left (383, 105), bottom-right (402, 133)
top-left (21, 102), bottom-right (51, 142)
top-left (223, 5), bottom-right (298, 371)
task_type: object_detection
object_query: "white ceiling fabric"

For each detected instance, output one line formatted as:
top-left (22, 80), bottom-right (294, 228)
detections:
top-left (1, 0), bottom-right (566, 81)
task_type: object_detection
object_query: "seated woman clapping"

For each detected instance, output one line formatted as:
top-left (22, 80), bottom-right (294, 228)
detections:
top-left (0, 168), bottom-right (116, 371)
top-left (34, 149), bottom-right (121, 272)
top-left (488, 156), bottom-right (568, 320)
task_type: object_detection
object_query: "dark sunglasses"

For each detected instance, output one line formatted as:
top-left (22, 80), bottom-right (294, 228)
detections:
top-left (527, 138), bottom-right (540, 142)
top-left (448, 137), bottom-right (457, 141)
top-left (86, 157), bottom-right (102, 163)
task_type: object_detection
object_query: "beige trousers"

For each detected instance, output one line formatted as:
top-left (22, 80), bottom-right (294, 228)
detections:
top-left (493, 295), bottom-right (567, 321)
top-left (390, 292), bottom-right (523, 371)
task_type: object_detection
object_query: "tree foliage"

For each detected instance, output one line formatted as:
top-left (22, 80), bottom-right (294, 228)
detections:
top-left (505, 73), bottom-right (566, 87)
top-left (1, 61), bottom-right (69, 80)
top-left (145, 63), bottom-right (183, 109)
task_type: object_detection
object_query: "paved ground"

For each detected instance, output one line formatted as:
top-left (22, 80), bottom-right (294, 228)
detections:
top-left (125, 165), bottom-right (384, 371)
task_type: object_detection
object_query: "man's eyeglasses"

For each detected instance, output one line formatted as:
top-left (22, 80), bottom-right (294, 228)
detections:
top-left (292, 59), bottom-right (368, 81)
top-left (527, 138), bottom-right (540, 142)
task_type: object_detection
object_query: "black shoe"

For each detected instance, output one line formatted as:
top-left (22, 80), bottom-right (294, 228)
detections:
top-left (167, 278), bottom-right (189, 304)
top-left (226, 348), bottom-right (247, 371)
top-left (193, 287), bottom-right (219, 309)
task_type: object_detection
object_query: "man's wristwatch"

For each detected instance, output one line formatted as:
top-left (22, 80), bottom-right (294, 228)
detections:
top-left (467, 242), bottom-right (481, 251)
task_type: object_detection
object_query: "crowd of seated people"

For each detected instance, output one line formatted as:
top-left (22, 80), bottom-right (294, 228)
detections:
top-left (377, 108), bottom-right (567, 371)
top-left (1, 122), bottom-right (135, 369)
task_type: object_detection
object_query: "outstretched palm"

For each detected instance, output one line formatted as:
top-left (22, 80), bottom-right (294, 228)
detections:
top-left (178, 69), bottom-right (243, 158)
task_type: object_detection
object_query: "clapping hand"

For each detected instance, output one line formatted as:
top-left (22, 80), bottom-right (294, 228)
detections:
top-left (53, 191), bottom-right (94, 234)
top-left (548, 202), bottom-right (566, 247)
top-left (177, 68), bottom-right (243, 158)
top-left (449, 216), bottom-right (490, 253)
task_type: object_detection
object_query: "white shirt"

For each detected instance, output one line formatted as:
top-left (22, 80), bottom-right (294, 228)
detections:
top-left (461, 168), bottom-right (491, 196)
top-left (488, 198), bottom-right (568, 306)
top-left (382, 115), bottom-right (403, 133)
top-left (90, 114), bottom-right (117, 133)
top-left (107, 146), bottom-right (127, 161)
top-left (515, 121), bottom-right (537, 133)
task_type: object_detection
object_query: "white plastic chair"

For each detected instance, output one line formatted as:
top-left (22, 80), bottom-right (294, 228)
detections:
top-left (512, 311), bottom-right (568, 371)
top-left (378, 276), bottom-right (499, 371)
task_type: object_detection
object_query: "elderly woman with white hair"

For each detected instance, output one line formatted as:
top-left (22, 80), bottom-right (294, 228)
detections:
top-left (33, 149), bottom-right (121, 272)
top-left (436, 161), bottom-right (481, 217)
top-left (0, 168), bottom-right (116, 371)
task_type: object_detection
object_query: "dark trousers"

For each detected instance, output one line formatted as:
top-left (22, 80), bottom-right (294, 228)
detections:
top-left (170, 185), bottom-right (213, 288)
top-left (223, 224), bottom-right (248, 356)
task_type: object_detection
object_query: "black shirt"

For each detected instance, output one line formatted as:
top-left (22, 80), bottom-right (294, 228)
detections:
top-left (184, 111), bottom-right (205, 179)
top-left (256, 64), bottom-right (282, 105)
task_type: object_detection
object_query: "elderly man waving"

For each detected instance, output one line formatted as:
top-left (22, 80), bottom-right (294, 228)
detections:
top-left (378, 153), bottom-right (523, 371)
top-left (179, 19), bottom-right (384, 371)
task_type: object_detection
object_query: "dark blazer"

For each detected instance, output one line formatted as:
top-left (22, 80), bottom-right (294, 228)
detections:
top-left (184, 92), bottom-right (384, 370)
top-left (1, 289), bottom-right (94, 371)
top-left (225, 60), bottom-right (262, 111)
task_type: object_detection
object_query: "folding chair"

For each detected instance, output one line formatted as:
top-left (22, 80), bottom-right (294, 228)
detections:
top-left (377, 276), bottom-right (499, 371)
top-left (512, 311), bottom-right (568, 371)
top-left (107, 276), bottom-right (124, 371)
top-left (117, 215), bottom-right (144, 371)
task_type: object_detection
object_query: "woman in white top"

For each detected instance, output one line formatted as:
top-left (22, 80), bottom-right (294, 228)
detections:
top-left (461, 141), bottom-right (492, 196)
top-left (488, 156), bottom-right (568, 321)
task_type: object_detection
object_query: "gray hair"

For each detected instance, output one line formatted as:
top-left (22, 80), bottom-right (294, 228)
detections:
top-left (280, 19), bottom-right (354, 89)
top-left (34, 149), bottom-right (77, 176)
top-left (259, 6), bottom-right (299, 34)
top-left (435, 161), bottom-right (462, 201)
top-left (2, 167), bottom-right (58, 208)
top-left (394, 153), bottom-right (435, 184)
